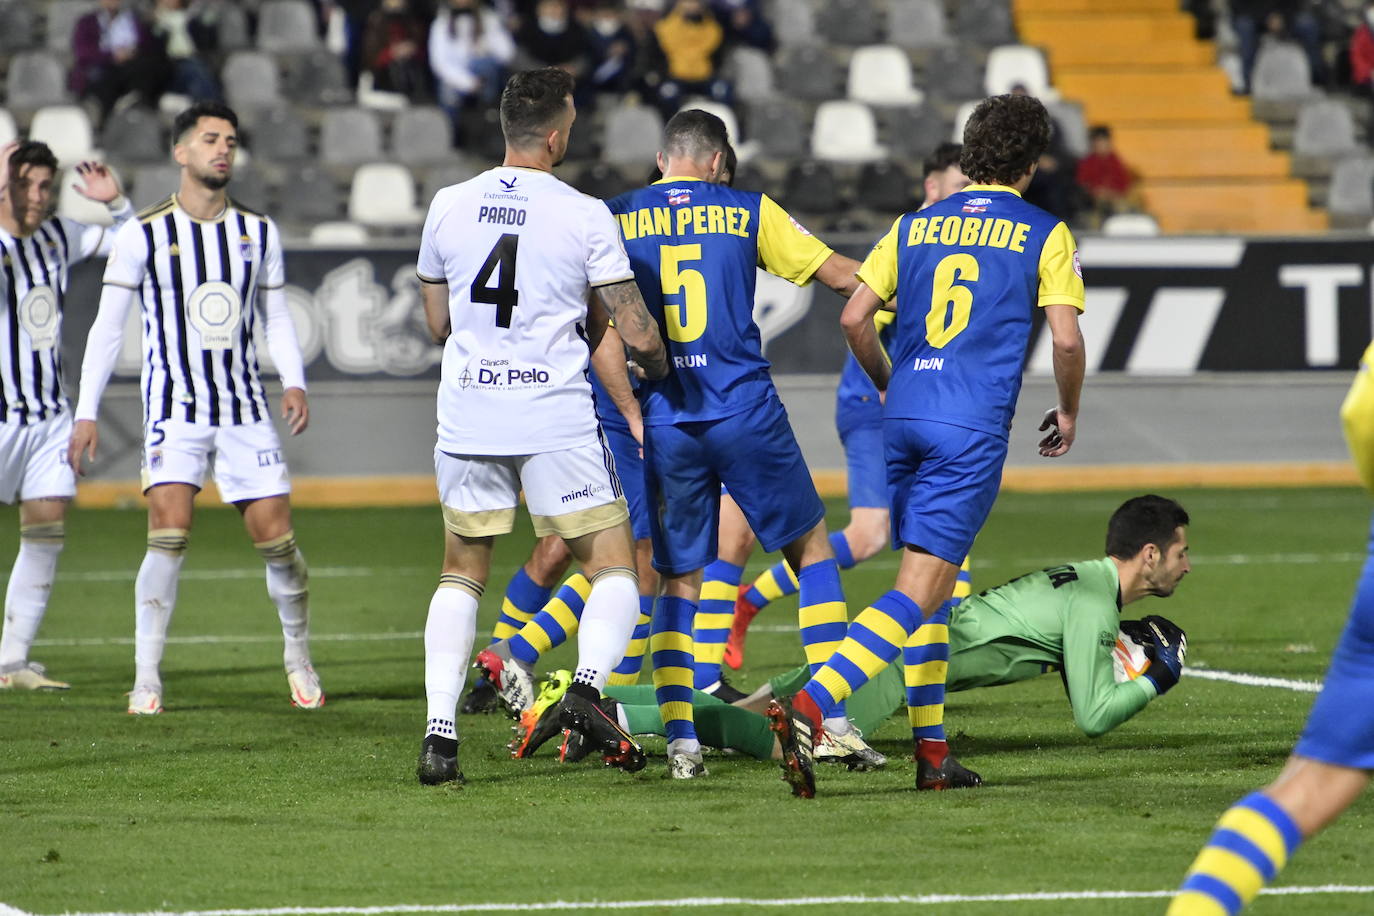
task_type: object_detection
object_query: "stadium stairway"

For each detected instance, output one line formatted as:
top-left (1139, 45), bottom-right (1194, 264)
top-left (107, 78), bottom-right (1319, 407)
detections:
top-left (1012, 0), bottom-right (1327, 234)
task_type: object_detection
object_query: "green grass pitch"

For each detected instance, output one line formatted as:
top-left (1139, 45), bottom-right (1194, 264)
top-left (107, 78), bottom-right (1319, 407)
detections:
top-left (2, 488), bottom-right (1372, 915)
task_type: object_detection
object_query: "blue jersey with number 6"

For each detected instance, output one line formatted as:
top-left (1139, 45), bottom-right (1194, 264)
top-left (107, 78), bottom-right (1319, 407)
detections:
top-left (857, 184), bottom-right (1085, 439)
top-left (607, 178), bottom-right (832, 426)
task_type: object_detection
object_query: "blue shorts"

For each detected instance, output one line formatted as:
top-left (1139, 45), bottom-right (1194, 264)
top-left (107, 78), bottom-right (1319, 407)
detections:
top-left (644, 396), bottom-right (825, 576)
top-left (885, 418), bottom-right (1007, 565)
top-left (840, 421), bottom-right (887, 510)
top-left (601, 422), bottom-right (650, 541)
top-left (1295, 515), bottom-right (1374, 769)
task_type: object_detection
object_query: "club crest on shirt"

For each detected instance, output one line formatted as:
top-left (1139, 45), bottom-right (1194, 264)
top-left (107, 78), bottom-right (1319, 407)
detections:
top-left (787, 215), bottom-right (813, 236)
top-left (667, 188), bottom-right (692, 206)
top-left (1073, 250), bottom-right (1082, 278)
top-left (240, 235), bottom-right (255, 260)
top-left (148, 449), bottom-right (163, 470)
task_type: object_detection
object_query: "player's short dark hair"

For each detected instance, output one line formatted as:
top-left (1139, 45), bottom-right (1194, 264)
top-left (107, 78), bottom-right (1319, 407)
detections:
top-left (8, 141), bottom-right (58, 178)
top-left (662, 109), bottom-right (729, 163)
top-left (923, 142), bottom-right (963, 180)
top-left (959, 94), bottom-right (1050, 186)
top-left (500, 68), bottom-right (575, 148)
top-left (722, 142), bottom-right (737, 186)
top-left (1106, 495), bottom-right (1190, 559)
top-left (173, 100), bottom-right (239, 144)
top-left (1090, 125), bottom-right (1111, 141)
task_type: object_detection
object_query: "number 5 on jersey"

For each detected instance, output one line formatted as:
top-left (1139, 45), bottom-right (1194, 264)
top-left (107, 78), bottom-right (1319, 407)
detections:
top-left (660, 244), bottom-right (706, 343)
top-left (472, 234), bottom-right (519, 328)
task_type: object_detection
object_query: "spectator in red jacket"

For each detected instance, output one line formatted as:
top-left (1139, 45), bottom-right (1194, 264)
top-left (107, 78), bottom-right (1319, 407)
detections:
top-left (362, 0), bottom-right (432, 100)
top-left (1076, 125), bottom-right (1140, 225)
top-left (1351, 3), bottom-right (1374, 94)
top-left (70, 0), bottom-right (167, 122)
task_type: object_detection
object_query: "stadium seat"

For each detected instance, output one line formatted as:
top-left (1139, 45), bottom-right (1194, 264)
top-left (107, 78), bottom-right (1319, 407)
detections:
top-left (29, 106), bottom-right (95, 167)
top-left (319, 107), bottom-right (383, 165)
top-left (679, 99), bottom-right (741, 145)
top-left (45, 0), bottom-right (89, 53)
top-left (1046, 99), bottom-right (1089, 158)
top-left (884, 105), bottom-right (952, 161)
top-left (1251, 42), bottom-right (1313, 101)
top-left (777, 45), bottom-right (842, 102)
top-left (257, 0), bottom-right (320, 53)
top-left (815, 0), bottom-right (881, 47)
top-left (1327, 157), bottom-right (1374, 222)
top-left (749, 102), bottom-right (809, 159)
top-left (921, 45), bottom-right (985, 101)
top-left (217, 1), bottom-right (252, 51)
top-left (772, 0), bottom-right (816, 47)
top-left (984, 45), bottom-right (1054, 99)
top-left (101, 106), bottom-right (167, 164)
top-left (0, 109), bottom-right (17, 148)
top-left (278, 166), bottom-right (343, 224)
top-left (727, 47), bottom-right (776, 103)
top-left (282, 51), bottom-right (351, 107)
top-left (575, 162), bottom-right (632, 200)
top-left (223, 52), bottom-right (283, 112)
top-left (249, 105), bottom-right (312, 162)
top-left (392, 107), bottom-right (453, 167)
top-left (886, 0), bottom-right (952, 49)
top-left (854, 161), bottom-right (915, 212)
top-left (422, 161), bottom-right (483, 202)
top-left (1293, 100), bottom-right (1359, 158)
top-left (348, 163), bottom-right (424, 227)
top-left (953, 0), bottom-right (1015, 45)
top-left (0, 1), bottom-right (37, 54)
top-left (811, 100), bottom-right (887, 163)
top-left (7, 52), bottom-right (70, 111)
top-left (356, 71), bottom-right (410, 112)
top-left (951, 100), bottom-right (978, 141)
top-left (467, 107), bottom-right (507, 159)
top-left (131, 163), bottom-right (182, 209)
top-left (309, 221), bottom-right (370, 245)
top-left (848, 45), bottom-right (924, 106)
top-left (1101, 213), bottom-right (1161, 237)
top-left (229, 164), bottom-right (272, 213)
top-left (601, 104), bottom-right (662, 166)
top-left (782, 160), bottom-right (844, 214)
top-left (731, 161), bottom-right (773, 196)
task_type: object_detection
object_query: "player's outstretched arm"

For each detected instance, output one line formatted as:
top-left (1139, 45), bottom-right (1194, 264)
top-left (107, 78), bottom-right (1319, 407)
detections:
top-left (590, 324), bottom-right (645, 445)
top-left (811, 252), bottom-right (862, 298)
top-left (1038, 303), bottom-right (1084, 458)
top-left (420, 280), bottom-right (451, 343)
top-left (594, 279), bottom-right (668, 381)
top-left (840, 283), bottom-right (890, 395)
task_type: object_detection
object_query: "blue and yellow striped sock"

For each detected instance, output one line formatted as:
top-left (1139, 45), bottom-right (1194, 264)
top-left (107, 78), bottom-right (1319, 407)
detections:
top-left (905, 600), bottom-right (951, 742)
top-left (607, 595), bottom-right (654, 686)
top-left (1169, 792), bottom-right (1303, 915)
top-left (953, 555), bottom-right (972, 603)
top-left (651, 595), bottom-right (698, 744)
top-left (693, 560), bottom-right (744, 690)
top-left (490, 568), bottom-right (552, 644)
top-left (743, 531), bottom-right (858, 612)
top-left (507, 574), bottom-right (591, 666)
top-left (803, 590), bottom-right (920, 720)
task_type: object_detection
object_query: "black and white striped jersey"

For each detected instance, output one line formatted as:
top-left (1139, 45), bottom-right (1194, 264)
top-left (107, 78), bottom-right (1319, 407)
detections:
top-left (0, 212), bottom-right (126, 425)
top-left (98, 195), bottom-right (286, 427)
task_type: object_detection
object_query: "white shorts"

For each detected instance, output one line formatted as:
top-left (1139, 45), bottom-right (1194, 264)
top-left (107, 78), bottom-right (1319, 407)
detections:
top-left (0, 413), bottom-right (76, 504)
top-left (143, 418), bottom-right (291, 504)
top-left (435, 439), bottom-right (629, 539)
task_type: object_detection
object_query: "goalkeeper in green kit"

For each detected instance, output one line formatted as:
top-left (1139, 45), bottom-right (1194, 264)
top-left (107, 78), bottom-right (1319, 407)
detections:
top-left (563, 495), bottom-right (1193, 767)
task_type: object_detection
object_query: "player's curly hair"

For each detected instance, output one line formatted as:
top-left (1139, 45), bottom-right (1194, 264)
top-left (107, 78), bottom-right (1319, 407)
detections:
top-left (959, 94), bottom-right (1050, 186)
top-left (500, 68), bottom-right (576, 148)
top-left (1106, 495), bottom-right (1190, 559)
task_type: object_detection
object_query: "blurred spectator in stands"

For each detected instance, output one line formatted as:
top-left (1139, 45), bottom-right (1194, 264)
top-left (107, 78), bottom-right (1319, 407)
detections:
top-left (151, 0), bottom-right (223, 100)
top-left (713, 0), bottom-right (772, 52)
top-left (1232, 0), bottom-right (1326, 94)
top-left (364, 0), bottom-right (432, 100)
top-left (430, 0), bottom-right (516, 119)
top-left (586, 1), bottom-right (638, 95)
top-left (1351, 2), bottom-right (1374, 96)
top-left (644, 0), bottom-right (729, 117)
top-left (71, 0), bottom-right (168, 121)
top-left (1076, 126), bottom-right (1140, 227)
top-left (515, 0), bottom-right (593, 78)
top-left (1008, 83), bottom-right (1079, 224)
top-left (332, 0), bottom-right (380, 86)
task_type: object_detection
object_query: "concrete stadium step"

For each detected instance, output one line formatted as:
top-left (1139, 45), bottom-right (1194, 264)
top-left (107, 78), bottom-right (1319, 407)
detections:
top-left (1017, 12), bottom-right (1196, 44)
top-left (1140, 179), bottom-right (1327, 233)
top-left (1055, 68), bottom-right (1236, 102)
top-left (1016, 0), bottom-right (1176, 12)
top-left (1111, 124), bottom-right (1289, 180)
top-left (1045, 41), bottom-right (1214, 68)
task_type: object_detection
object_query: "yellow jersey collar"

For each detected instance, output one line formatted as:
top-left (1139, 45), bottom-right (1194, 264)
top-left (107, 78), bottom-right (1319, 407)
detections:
top-left (652, 176), bottom-right (707, 185)
top-left (962, 183), bottom-right (1022, 198)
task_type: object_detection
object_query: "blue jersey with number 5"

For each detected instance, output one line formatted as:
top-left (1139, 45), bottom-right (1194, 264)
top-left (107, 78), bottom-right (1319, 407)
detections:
top-left (607, 178), bottom-right (832, 426)
top-left (857, 185), bottom-right (1085, 439)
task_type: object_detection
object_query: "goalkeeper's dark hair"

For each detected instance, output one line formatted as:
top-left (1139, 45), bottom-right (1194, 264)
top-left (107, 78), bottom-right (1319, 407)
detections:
top-left (662, 109), bottom-right (730, 164)
top-left (1106, 495), bottom-right (1190, 559)
top-left (923, 142), bottom-right (963, 180)
top-left (173, 100), bottom-right (239, 144)
top-left (500, 67), bottom-right (575, 148)
top-left (959, 94), bottom-right (1049, 186)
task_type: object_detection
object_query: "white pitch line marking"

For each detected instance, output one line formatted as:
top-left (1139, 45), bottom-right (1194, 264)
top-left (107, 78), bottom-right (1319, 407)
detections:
top-left (11, 886), bottom-right (1374, 915)
top-left (1184, 667), bottom-right (1322, 693)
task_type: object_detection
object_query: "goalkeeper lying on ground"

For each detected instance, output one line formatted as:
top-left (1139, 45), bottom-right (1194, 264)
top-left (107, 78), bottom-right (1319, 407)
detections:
top-left (513, 495), bottom-right (1193, 768)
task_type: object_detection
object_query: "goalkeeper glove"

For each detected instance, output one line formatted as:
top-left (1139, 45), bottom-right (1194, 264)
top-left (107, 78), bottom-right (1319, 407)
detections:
top-left (1139, 615), bottom-right (1187, 695)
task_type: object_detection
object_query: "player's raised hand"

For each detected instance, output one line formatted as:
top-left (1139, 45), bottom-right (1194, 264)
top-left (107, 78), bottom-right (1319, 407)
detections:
top-left (71, 161), bottom-right (122, 204)
top-left (282, 387), bottom-right (309, 435)
top-left (67, 419), bottom-right (99, 477)
top-left (1037, 406), bottom-right (1075, 458)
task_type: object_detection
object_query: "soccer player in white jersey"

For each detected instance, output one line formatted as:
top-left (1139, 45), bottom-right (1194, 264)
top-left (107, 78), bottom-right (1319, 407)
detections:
top-left (66, 101), bottom-right (322, 716)
top-left (414, 68), bottom-right (669, 785)
top-left (0, 140), bottom-right (132, 690)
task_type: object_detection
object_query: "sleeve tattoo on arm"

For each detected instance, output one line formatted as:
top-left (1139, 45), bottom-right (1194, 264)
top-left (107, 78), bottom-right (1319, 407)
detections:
top-left (598, 280), bottom-right (668, 380)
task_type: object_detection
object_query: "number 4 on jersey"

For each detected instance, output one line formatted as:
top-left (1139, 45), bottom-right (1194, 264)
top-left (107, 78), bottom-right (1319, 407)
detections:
top-left (472, 234), bottom-right (519, 328)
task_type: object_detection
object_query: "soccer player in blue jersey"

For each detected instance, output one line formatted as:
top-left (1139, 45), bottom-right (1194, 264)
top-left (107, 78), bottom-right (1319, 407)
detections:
top-left (770, 93), bottom-right (1088, 798)
top-left (606, 110), bottom-right (873, 779)
top-left (1168, 347), bottom-right (1374, 915)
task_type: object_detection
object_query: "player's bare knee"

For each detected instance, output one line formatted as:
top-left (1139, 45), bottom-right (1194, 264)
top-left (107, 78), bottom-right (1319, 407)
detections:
top-left (146, 483), bottom-right (196, 531)
top-left (19, 497), bottom-right (69, 528)
top-left (846, 510), bottom-right (890, 562)
top-left (782, 521), bottom-right (831, 570)
top-left (526, 533), bottom-right (573, 585)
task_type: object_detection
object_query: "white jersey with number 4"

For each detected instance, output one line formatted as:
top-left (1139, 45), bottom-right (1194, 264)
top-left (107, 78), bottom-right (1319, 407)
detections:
top-left (417, 166), bottom-right (634, 456)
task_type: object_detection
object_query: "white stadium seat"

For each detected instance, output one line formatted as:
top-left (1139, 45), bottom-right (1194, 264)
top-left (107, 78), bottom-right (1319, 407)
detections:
top-left (811, 100), bottom-right (887, 163)
top-left (29, 105), bottom-right (96, 167)
top-left (984, 44), bottom-right (1055, 99)
top-left (1101, 213), bottom-right (1161, 237)
top-left (847, 45), bottom-right (924, 106)
top-left (348, 163), bottom-right (424, 227)
top-left (309, 221), bottom-right (371, 245)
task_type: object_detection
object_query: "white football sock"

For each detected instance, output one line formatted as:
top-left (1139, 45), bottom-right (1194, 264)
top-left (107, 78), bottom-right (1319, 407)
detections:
top-left (0, 525), bottom-right (64, 672)
top-left (256, 532), bottom-right (310, 670)
top-left (668, 737), bottom-right (702, 757)
top-left (134, 530), bottom-right (189, 687)
top-left (573, 568), bottom-right (639, 692)
top-left (425, 576), bottom-right (481, 730)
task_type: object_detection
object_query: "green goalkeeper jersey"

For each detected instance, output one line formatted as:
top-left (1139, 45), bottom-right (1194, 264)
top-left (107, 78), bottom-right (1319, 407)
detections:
top-left (946, 556), bottom-right (1155, 736)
